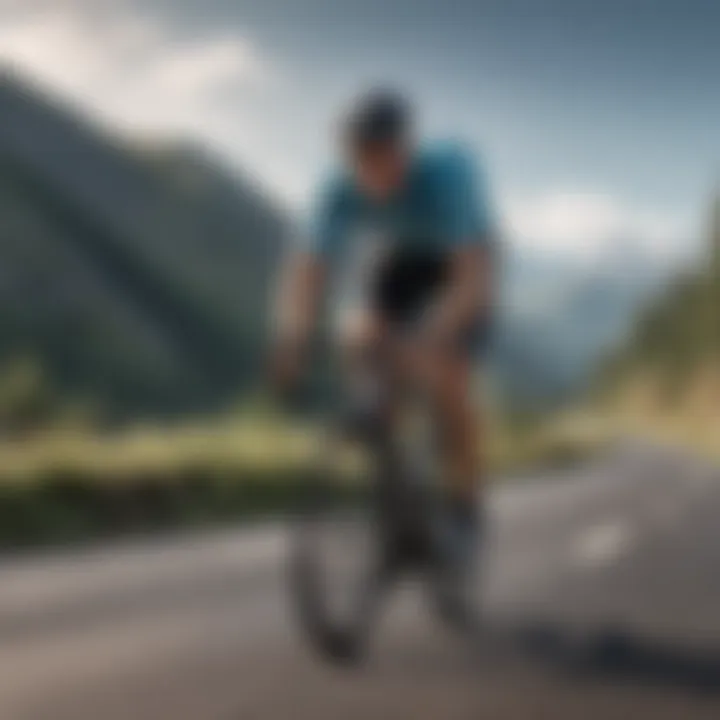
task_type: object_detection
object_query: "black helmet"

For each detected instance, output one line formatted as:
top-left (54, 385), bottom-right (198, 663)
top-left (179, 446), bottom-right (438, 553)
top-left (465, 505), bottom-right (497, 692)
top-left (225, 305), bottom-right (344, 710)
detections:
top-left (342, 88), bottom-right (412, 151)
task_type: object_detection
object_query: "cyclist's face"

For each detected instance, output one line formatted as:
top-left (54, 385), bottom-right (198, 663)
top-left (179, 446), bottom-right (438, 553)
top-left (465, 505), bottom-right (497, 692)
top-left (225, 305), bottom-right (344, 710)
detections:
top-left (350, 142), bottom-right (409, 200)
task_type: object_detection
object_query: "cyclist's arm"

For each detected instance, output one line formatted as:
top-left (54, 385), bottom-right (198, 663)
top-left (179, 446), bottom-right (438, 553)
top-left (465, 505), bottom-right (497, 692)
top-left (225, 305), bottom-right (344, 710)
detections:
top-left (441, 242), bottom-right (493, 329)
top-left (274, 252), bottom-right (326, 347)
top-left (428, 149), bottom-right (496, 337)
top-left (273, 176), bottom-right (346, 347)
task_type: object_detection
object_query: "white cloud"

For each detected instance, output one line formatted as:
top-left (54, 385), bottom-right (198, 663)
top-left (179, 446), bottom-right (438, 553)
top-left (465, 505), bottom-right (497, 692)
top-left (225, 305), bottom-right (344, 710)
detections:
top-left (504, 191), bottom-right (693, 260)
top-left (0, 4), bottom-right (698, 252)
top-left (150, 39), bottom-right (267, 96)
top-left (0, 5), bottom-right (273, 136)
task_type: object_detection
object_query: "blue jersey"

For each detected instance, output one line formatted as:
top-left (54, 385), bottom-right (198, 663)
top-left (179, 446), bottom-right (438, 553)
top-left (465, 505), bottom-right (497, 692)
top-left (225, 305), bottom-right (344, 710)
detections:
top-left (304, 141), bottom-right (495, 261)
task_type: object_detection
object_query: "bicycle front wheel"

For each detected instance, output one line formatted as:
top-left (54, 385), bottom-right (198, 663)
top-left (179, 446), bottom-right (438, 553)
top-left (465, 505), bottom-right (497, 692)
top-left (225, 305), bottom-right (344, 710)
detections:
top-left (288, 424), bottom-right (388, 664)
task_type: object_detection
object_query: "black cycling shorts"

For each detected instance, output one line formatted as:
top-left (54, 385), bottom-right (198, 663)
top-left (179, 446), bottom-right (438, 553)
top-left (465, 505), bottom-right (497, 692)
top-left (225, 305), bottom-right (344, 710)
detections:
top-left (369, 247), bottom-right (492, 358)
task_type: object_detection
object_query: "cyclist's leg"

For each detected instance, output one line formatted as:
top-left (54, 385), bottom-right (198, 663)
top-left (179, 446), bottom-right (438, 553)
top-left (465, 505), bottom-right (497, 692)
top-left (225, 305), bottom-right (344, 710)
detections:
top-left (431, 348), bottom-right (483, 505)
top-left (423, 314), bottom-right (492, 625)
top-left (429, 318), bottom-right (491, 501)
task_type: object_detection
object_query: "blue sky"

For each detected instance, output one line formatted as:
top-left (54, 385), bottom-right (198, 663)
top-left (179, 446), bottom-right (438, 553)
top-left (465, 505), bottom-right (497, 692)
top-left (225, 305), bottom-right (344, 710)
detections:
top-left (0, 0), bottom-right (717, 259)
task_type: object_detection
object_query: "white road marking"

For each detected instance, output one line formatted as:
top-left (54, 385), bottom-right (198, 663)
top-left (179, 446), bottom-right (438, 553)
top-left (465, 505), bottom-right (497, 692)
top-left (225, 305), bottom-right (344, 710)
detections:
top-left (572, 521), bottom-right (633, 569)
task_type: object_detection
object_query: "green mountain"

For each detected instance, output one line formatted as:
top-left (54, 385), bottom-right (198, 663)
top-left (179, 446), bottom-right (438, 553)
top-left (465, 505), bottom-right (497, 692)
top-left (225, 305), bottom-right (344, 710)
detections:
top-left (0, 70), bottom-right (288, 420)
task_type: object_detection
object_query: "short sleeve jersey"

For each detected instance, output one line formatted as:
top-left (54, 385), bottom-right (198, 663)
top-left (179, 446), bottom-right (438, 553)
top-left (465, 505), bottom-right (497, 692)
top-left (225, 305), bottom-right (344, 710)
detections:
top-left (304, 141), bottom-right (495, 262)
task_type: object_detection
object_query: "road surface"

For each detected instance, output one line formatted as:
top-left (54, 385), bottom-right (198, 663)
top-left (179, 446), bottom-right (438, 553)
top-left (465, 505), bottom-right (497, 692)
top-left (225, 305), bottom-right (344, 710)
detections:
top-left (2, 444), bottom-right (720, 719)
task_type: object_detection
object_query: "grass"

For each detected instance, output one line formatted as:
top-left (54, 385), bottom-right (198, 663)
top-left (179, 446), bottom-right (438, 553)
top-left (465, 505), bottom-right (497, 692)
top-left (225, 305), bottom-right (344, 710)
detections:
top-left (0, 417), bottom-right (314, 485)
top-left (488, 413), bottom-right (609, 473)
top-left (592, 360), bottom-right (720, 463)
top-left (0, 415), bottom-right (315, 548)
top-left (0, 409), bottom-right (605, 549)
top-left (0, 412), bottom-right (604, 486)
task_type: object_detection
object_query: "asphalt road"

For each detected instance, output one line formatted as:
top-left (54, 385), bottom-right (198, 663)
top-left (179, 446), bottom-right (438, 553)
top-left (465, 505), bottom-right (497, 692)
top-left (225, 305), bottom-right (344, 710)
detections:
top-left (2, 444), bottom-right (720, 719)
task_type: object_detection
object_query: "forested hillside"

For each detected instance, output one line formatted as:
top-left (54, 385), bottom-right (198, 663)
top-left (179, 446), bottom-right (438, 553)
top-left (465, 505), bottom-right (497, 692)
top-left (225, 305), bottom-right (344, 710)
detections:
top-left (603, 197), bottom-right (719, 397)
top-left (0, 70), bottom-right (288, 420)
top-left (595, 197), bottom-right (719, 457)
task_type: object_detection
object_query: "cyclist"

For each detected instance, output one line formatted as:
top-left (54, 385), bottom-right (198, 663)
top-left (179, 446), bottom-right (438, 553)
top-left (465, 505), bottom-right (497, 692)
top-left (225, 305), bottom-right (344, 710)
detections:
top-left (273, 88), bottom-right (497, 617)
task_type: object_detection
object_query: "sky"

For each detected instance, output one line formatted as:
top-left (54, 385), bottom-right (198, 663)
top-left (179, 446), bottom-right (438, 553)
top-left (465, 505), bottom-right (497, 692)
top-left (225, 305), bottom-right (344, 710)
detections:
top-left (0, 0), bottom-right (717, 261)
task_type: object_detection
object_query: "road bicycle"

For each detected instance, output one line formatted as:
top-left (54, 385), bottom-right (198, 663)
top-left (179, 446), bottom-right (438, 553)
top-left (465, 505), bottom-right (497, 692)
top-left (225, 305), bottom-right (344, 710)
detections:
top-left (286, 344), bottom-right (483, 663)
